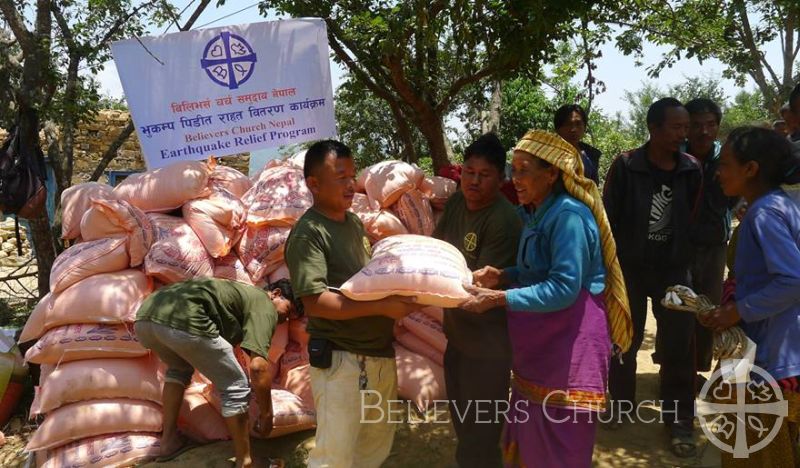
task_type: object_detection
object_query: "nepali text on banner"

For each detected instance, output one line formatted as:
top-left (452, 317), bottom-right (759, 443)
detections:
top-left (111, 18), bottom-right (337, 170)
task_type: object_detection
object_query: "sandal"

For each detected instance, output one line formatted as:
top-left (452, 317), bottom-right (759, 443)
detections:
top-left (155, 439), bottom-right (198, 463)
top-left (668, 425), bottom-right (697, 458)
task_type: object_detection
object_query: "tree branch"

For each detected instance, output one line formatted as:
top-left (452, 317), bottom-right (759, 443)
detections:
top-left (436, 64), bottom-right (500, 114)
top-left (0, 0), bottom-right (35, 54)
top-left (95, 0), bottom-right (162, 51)
top-left (326, 27), bottom-right (398, 104)
top-left (50, 3), bottom-right (77, 52)
top-left (90, 119), bottom-right (134, 182)
top-left (180, 0), bottom-right (212, 31)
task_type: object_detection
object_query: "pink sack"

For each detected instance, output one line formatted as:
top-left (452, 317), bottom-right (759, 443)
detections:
top-left (26, 399), bottom-right (163, 451)
top-left (80, 199), bottom-right (153, 267)
top-left (340, 235), bottom-right (472, 307)
top-left (280, 363), bottom-right (313, 407)
top-left (182, 188), bottom-right (246, 258)
top-left (145, 214), bottom-right (214, 284)
top-left (402, 312), bottom-right (447, 354)
top-left (395, 326), bottom-right (444, 367)
top-left (50, 237), bottom-right (130, 293)
top-left (251, 389), bottom-right (316, 439)
top-left (351, 194), bottom-right (408, 242)
top-left (209, 164), bottom-right (252, 198)
top-left (31, 356), bottom-right (161, 415)
top-left (39, 432), bottom-right (161, 468)
top-left (363, 161), bottom-right (424, 209)
top-left (288, 317), bottom-right (310, 349)
top-left (393, 189), bottom-right (435, 236)
top-left (179, 391), bottom-right (230, 442)
top-left (24, 323), bottom-right (147, 365)
top-left (213, 253), bottom-right (255, 285)
top-left (268, 322), bottom-right (289, 365)
top-left (419, 176), bottom-right (457, 200)
top-left (243, 166), bottom-right (311, 226)
top-left (280, 340), bottom-right (310, 372)
top-left (20, 270), bottom-right (151, 343)
top-left (236, 225), bottom-right (290, 282)
top-left (395, 344), bottom-right (447, 413)
top-left (268, 263), bottom-right (290, 283)
top-left (61, 182), bottom-right (116, 240)
top-left (203, 385), bottom-right (316, 439)
top-left (112, 161), bottom-right (212, 212)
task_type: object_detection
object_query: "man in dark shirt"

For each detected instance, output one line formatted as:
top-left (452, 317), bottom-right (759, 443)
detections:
top-left (434, 133), bottom-right (522, 468)
top-left (603, 98), bottom-right (702, 458)
top-left (682, 98), bottom-right (734, 377)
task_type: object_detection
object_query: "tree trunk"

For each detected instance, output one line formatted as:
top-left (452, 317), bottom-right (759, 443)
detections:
top-left (416, 111), bottom-right (452, 173)
top-left (482, 80), bottom-right (502, 134)
top-left (17, 108), bottom-right (55, 297)
top-left (388, 102), bottom-right (418, 164)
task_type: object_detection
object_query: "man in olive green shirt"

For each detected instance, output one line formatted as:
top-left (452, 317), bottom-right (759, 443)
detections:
top-left (135, 277), bottom-right (300, 467)
top-left (434, 133), bottom-right (522, 468)
top-left (285, 140), bottom-right (419, 468)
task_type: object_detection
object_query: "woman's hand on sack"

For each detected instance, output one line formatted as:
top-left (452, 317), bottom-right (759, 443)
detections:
top-left (472, 266), bottom-right (504, 289)
top-left (459, 285), bottom-right (506, 314)
top-left (699, 302), bottom-right (741, 332)
top-left (382, 295), bottom-right (420, 320)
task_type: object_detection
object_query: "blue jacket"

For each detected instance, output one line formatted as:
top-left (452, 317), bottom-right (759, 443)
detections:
top-left (735, 189), bottom-right (800, 380)
top-left (503, 193), bottom-right (606, 312)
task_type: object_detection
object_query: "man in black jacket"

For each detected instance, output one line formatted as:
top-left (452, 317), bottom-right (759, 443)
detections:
top-left (603, 98), bottom-right (702, 458)
top-left (682, 99), bottom-right (734, 378)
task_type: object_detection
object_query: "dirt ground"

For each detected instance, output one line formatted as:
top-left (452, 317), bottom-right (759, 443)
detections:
top-left (0, 304), bottom-right (721, 468)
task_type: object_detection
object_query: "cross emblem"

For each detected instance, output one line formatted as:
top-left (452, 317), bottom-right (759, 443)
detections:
top-left (200, 32), bottom-right (257, 90)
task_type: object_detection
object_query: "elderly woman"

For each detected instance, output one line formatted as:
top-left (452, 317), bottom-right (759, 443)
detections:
top-left (460, 130), bottom-right (633, 468)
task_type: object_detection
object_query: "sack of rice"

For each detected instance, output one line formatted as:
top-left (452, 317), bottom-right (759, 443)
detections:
top-left (340, 234), bottom-right (472, 307)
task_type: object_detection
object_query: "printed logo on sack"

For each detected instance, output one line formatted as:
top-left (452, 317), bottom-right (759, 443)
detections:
top-left (200, 32), bottom-right (257, 90)
top-left (463, 232), bottom-right (478, 252)
top-left (696, 363), bottom-right (788, 458)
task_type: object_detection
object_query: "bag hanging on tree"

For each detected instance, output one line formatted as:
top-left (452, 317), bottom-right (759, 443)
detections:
top-left (0, 125), bottom-right (47, 220)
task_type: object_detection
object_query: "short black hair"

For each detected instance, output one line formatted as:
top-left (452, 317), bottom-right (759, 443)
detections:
top-left (684, 98), bottom-right (722, 124)
top-left (267, 278), bottom-right (304, 318)
top-left (647, 97), bottom-right (685, 128)
top-left (790, 82), bottom-right (800, 113)
top-left (303, 140), bottom-right (352, 178)
top-left (463, 132), bottom-right (506, 175)
top-left (554, 104), bottom-right (588, 129)
top-left (725, 126), bottom-right (798, 187)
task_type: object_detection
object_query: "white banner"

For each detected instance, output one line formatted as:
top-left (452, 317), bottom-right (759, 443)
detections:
top-left (111, 19), bottom-right (336, 170)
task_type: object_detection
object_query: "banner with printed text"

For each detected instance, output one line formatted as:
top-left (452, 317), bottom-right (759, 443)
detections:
top-left (111, 18), bottom-right (336, 169)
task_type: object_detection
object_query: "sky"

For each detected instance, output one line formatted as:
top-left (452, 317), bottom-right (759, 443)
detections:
top-left (93, 1), bottom-right (785, 120)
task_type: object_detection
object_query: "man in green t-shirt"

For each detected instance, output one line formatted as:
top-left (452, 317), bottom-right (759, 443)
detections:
top-left (135, 277), bottom-right (301, 467)
top-left (284, 140), bottom-right (420, 468)
top-left (433, 133), bottom-right (522, 468)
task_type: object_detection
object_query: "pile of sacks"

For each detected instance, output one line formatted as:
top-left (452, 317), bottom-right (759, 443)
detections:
top-left (351, 160), bottom-right (456, 241)
top-left (19, 152), bottom-right (465, 465)
top-left (19, 159), bottom-right (315, 467)
top-left (261, 154), bottom-right (461, 414)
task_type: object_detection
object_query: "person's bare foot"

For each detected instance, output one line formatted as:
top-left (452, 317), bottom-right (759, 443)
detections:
top-left (160, 434), bottom-right (184, 458)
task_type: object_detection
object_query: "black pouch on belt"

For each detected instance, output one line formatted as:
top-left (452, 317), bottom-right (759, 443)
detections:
top-left (308, 337), bottom-right (333, 369)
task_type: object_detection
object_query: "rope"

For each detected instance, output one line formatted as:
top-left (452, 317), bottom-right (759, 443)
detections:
top-left (662, 285), bottom-right (748, 360)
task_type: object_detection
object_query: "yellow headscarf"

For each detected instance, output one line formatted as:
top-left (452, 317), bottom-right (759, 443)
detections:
top-left (514, 129), bottom-right (633, 353)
